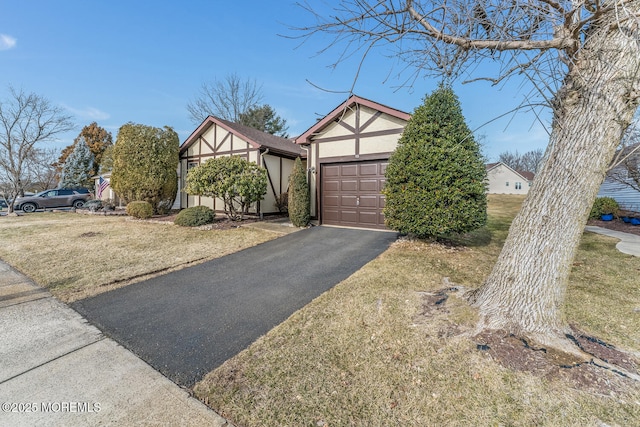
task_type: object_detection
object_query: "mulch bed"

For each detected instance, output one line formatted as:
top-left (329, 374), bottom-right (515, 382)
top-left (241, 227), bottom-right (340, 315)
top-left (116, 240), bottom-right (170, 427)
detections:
top-left (148, 212), bottom-right (287, 230)
top-left (474, 327), bottom-right (639, 395)
top-left (587, 218), bottom-right (640, 237)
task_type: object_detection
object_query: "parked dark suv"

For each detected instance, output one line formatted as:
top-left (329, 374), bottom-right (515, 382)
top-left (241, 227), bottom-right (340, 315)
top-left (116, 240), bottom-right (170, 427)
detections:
top-left (15, 188), bottom-right (93, 213)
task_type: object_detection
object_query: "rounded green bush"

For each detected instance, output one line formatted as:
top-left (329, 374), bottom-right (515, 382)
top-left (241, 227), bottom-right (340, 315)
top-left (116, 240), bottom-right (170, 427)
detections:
top-left (174, 206), bottom-right (215, 227)
top-left (589, 197), bottom-right (620, 219)
top-left (126, 201), bottom-right (154, 219)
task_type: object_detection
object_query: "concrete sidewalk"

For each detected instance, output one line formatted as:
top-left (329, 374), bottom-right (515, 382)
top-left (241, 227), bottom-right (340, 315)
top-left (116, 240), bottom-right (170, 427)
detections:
top-left (584, 226), bottom-right (640, 257)
top-left (0, 261), bottom-right (229, 426)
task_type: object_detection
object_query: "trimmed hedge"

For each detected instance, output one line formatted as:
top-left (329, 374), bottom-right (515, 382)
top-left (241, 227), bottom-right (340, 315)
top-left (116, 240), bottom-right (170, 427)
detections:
top-left (174, 206), bottom-right (215, 227)
top-left (383, 84), bottom-right (487, 238)
top-left (110, 123), bottom-right (179, 215)
top-left (589, 197), bottom-right (620, 219)
top-left (126, 201), bottom-right (154, 219)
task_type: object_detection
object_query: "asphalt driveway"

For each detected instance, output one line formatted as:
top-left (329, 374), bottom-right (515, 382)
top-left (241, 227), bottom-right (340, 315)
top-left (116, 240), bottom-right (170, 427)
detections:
top-left (72, 226), bottom-right (397, 387)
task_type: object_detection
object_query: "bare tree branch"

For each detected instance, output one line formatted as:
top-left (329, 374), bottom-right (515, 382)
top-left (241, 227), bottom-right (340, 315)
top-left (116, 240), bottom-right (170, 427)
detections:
top-left (186, 73), bottom-right (264, 125)
top-left (0, 86), bottom-right (74, 212)
top-left (405, 0), bottom-right (575, 51)
top-left (289, 0), bottom-right (640, 351)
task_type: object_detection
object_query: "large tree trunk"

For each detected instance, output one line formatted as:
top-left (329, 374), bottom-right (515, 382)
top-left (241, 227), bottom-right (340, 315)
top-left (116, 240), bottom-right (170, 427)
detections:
top-left (468, 8), bottom-right (640, 351)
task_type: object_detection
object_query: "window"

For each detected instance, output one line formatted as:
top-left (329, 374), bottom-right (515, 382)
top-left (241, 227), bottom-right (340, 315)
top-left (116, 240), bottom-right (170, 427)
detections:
top-left (187, 162), bottom-right (199, 170)
top-left (515, 182), bottom-right (522, 190)
top-left (58, 189), bottom-right (74, 196)
top-left (505, 181), bottom-right (509, 187)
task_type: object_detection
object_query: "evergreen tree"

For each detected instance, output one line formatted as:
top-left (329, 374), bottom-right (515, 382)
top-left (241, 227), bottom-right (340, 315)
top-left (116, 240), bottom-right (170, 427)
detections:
top-left (239, 104), bottom-right (289, 137)
top-left (99, 145), bottom-right (114, 173)
top-left (383, 84), bottom-right (487, 238)
top-left (110, 123), bottom-right (179, 214)
top-left (287, 157), bottom-right (309, 227)
top-left (60, 136), bottom-right (94, 189)
top-left (56, 122), bottom-right (113, 176)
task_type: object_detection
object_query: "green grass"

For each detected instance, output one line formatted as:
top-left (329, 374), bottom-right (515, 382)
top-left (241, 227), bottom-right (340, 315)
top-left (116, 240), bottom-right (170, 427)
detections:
top-left (0, 212), bottom-right (276, 302)
top-left (194, 194), bottom-right (640, 426)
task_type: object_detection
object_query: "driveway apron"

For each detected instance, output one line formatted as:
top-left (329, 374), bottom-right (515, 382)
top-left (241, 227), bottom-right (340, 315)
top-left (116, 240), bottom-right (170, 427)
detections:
top-left (72, 226), bottom-right (397, 387)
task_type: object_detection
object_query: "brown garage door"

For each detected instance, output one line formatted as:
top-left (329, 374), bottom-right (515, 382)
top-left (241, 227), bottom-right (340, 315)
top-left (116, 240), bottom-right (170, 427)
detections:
top-left (321, 161), bottom-right (388, 229)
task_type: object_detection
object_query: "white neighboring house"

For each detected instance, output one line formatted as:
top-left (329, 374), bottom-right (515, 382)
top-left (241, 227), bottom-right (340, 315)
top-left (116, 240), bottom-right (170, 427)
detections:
top-left (486, 162), bottom-right (535, 195)
top-left (597, 143), bottom-right (640, 213)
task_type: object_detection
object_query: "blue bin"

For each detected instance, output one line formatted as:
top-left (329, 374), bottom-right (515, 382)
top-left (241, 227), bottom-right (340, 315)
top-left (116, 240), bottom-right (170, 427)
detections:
top-left (601, 214), bottom-right (614, 221)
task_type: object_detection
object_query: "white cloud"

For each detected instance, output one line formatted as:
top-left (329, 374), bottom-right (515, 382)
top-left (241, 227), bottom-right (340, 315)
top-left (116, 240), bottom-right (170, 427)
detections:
top-left (63, 105), bottom-right (110, 121)
top-left (0, 34), bottom-right (17, 50)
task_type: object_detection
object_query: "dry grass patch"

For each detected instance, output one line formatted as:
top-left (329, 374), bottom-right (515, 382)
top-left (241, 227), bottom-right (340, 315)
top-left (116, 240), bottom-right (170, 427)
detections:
top-left (567, 233), bottom-right (640, 352)
top-left (0, 212), bottom-right (276, 302)
top-left (194, 195), bottom-right (640, 426)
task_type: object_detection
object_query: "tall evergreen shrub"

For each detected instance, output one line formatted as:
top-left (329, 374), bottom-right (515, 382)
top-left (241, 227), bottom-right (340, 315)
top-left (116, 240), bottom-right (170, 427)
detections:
top-left (383, 84), bottom-right (487, 238)
top-left (110, 123), bottom-right (179, 214)
top-left (288, 157), bottom-right (310, 227)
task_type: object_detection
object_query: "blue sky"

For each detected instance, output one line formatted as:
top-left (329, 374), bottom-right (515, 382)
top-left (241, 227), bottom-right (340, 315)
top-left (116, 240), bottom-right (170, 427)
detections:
top-left (0, 0), bottom-right (550, 161)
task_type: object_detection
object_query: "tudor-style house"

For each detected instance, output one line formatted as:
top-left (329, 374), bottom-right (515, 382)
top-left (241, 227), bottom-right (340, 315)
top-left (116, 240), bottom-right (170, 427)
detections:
top-left (179, 95), bottom-right (412, 230)
top-left (179, 116), bottom-right (304, 215)
top-left (294, 95), bottom-right (411, 229)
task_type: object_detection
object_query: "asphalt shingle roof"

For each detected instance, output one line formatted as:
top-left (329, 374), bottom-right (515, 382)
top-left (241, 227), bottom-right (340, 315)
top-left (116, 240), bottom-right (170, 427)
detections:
top-left (180, 116), bottom-right (305, 158)
top-left (216, 117), bottom-right (305, 157)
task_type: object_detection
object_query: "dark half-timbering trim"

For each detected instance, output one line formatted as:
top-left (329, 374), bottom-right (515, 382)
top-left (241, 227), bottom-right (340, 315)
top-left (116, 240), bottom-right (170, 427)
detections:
top-left (317, 152), bottom-right (394, 165)
top-left (311, 127), bottom-right (404, 144)
top-left (201, 136), bottom-right (215, 153)
top-left (360, 111), bottom-right (382, 132)
top-left (262, 159), bottom-right (278, 206)
top-left (215, 132), bottom-right (231, 152)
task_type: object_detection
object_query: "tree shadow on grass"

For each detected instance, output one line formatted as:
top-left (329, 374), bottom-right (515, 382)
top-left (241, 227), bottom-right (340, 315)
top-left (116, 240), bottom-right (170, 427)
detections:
top-left (433, 226), bottom-right (493, 248)
top-left (398, 226), bottom-right (493, 249)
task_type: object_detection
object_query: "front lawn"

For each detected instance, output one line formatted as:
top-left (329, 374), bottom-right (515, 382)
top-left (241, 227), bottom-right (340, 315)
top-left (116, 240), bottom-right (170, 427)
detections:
top-left (0, 213), bottom-right (277, 302)
top-left (194, 195), bottom-right (640, 426)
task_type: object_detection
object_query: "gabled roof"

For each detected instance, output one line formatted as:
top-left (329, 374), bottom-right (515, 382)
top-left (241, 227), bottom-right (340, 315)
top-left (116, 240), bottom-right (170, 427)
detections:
top-left (180, 116), bottom-right (305, 158)
top-left (486, 161), bottom-right (535, 182)
top-left (518, 170), bottom-right (535, 181)
top-left (485, 162), bottom-right (499, 170)
top-left (294, 94), bottom-right (411, 144)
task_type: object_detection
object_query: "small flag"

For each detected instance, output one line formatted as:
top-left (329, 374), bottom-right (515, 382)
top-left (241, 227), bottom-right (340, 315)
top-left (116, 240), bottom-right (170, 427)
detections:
top-left (97, 176), bottom-right (109, 199)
